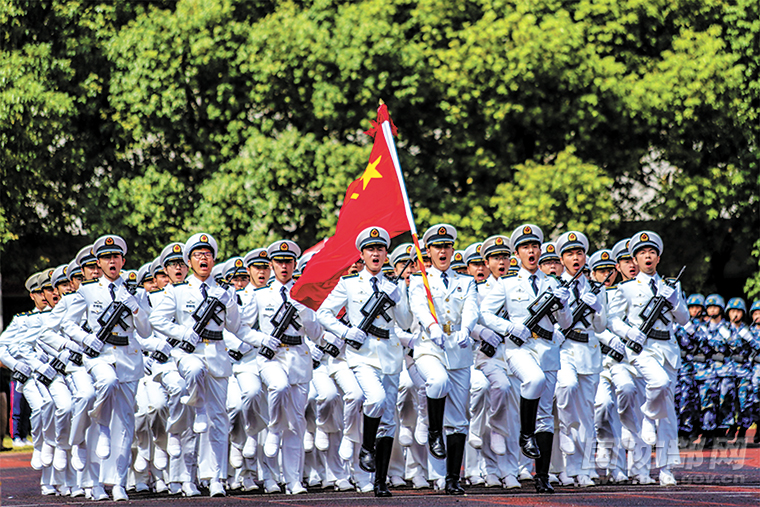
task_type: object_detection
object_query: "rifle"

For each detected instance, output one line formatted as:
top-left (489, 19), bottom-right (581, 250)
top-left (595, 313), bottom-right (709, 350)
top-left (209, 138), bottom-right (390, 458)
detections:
top-left (181, 281), bottom-right (231, 353)
top-left (627, 265), bottom-right (686, 353)
top-left (480, 269), bottom-right (583, 358)
top-left (259, 300), bottom-right (301, 360)
top-left (563, 268), bottom-right (615, 334)
top-left (480, 304), bottom-right (510, 358)
top-left (346, 257), bottom-right (413, 350)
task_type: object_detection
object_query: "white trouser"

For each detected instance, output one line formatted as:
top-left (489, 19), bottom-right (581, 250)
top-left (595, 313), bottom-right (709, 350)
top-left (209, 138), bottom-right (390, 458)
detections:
top-left (332, 367), bottom-right (363, 444)
top-left (23, 377), bottom-right (54, 449)
top-left (415, 356), bottom-right (471, 435)
top-left (311, 368), bottom-right (341, 434)
top-left (478, 360), bottom-right (520, 476)
top-left (352, 364), bottom-right (399, 438)
top-left (595, 370), bottom-right (625, 474)
top-left (556, 360), bottom-right (599, 477)
top-left (66, 368), bottom-right (95, 448)
top-left (47, 375), bottom-right (73, 449)
top-left (97, 378), bottom-right (138, 487)
top-left (507, 351), bottom-right (557, 433)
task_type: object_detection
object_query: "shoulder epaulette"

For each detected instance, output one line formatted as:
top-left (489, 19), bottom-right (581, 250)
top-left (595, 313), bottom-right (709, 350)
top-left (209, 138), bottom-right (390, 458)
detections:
top-left (16, 311), bottom-right (32, 317)
top-left (476, 279), bottom-right (487, 286)
top-left (619, 279), bottom-right (635, 285)
top-left (341, 273), bottom-right (360, 280)
top-left (500, 273), bottom-right (518, 279)
top-left (254, 282), bottom-right (273, 291)
top-left (148, 288), bottom-right (164, 294)
top-left (411, 272), bottom-right (423, 277)
top-left (81, 279), bottom-right (98, 286)
top-left (172, 281), bottom-right (188, 287)
top-left (62, 291), bottom-right (77, 297)
top-left (606, 285), bottom-right (618, 290)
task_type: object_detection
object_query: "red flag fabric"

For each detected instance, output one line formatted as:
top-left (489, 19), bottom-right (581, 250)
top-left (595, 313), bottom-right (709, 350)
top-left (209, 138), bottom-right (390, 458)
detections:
top-left (291, 105), bottom-right (410, 310)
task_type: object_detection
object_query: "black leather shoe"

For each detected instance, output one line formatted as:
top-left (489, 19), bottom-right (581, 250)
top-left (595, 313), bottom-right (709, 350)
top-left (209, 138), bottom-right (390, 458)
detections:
top-left (359, 445), bottom-right (375, 473)
top-left (519, 433), bottom-right (540, 459)
top-left (535, 475), bottom-right (554, 494)
top-left (428, 430), bottom-right (446, 459)
top-left (445, 477), bottom-right (465, 495)
top-left (374, 481), bottom-right (392, 497)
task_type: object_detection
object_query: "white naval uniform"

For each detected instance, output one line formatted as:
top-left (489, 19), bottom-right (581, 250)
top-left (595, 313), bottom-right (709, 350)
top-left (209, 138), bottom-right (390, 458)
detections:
top-left (63, 277), bottom-right (151, 487)
top-left (149, 274), bottom-right (240, 484)
top-left (317, 268), bottom-right (413, 439)
top-left (480, 267), bottom-right (572, 433)
top-left (408, 267), bottom-right (478, 434)
top-left (608, 272), bottom-right (688, 470)
top-left (239, 278), bottom-right (320, 487)
top-left (556, 273), bottom-right (606, 478)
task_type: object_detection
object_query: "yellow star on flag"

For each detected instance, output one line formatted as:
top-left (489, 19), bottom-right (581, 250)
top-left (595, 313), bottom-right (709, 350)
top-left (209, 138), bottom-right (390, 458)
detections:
top-left (350, 155), bottom-right (383, 199)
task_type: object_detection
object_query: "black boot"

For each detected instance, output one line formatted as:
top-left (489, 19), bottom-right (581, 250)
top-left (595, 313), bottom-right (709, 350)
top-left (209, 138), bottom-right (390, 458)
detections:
top-left (359, 415), bottom-right (381, 473)
top-left (427, 396), bottom-right (446, 459)
top-left (519, 397), bottom-right (541, 459)
top-left (373, 437), bottom-right (393, 497)
top-left (534, 431), bottom-right (555, 494)
top-left (445, 433), bottom-right (466, 495)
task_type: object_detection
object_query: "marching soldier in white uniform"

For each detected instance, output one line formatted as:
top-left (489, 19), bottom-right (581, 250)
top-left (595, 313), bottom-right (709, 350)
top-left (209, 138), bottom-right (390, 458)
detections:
top-left (62, 235), bottom-right (152, 501)
top-left (149, 233), bottom-right (240, 497)
top-left (554, 231), bottom-right (606, 487)
top-left (480, 224), bottom-right (572, 494)
top-left (608, 231), bottom-right (688, 486)
top-left (317, 226), bottom-right (413, 497)
top-left (408, 224), bottom-right (478, 495)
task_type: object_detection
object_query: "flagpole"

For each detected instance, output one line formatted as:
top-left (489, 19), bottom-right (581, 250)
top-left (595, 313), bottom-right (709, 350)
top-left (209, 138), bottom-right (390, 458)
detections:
top-left (381, 116), bottom-right (439, 324)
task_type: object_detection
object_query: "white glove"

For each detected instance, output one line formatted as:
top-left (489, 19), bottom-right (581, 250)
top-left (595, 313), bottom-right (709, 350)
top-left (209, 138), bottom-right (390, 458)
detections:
top-left (35, 351), bottom-right (50, 364)
top-left (83, 333), bottom-right (104, 353)
top-left (626, 327), bottom-right (646, 345)
top-left (237, 342), bottom-right (253, 355)
top-left (56, 349), bottom-right (72, 362)
top-left (144, 357), bottom-right (155, 376)
top-left (182, 327), bottom-right (201, 347)
top-left (511, 322), bottom-right (532, 341)
top-left (580, 292), bottom-right (602, 313)
top-left (261, 334), bottom-right (281, 351)
top-left (609, 336), bottom-right (626, 357)
top-left (209, 286), bottom-right (232, 306)
top-left (344, 327), bottom-right (367, 346)
top-left (429, 324), bottom-right (446, 349)
top-left (718, 326), bottom-right (731, 340)
top-left (64, 340), bottom-right (84, 354)
top-left (14, 362), bottom-right (32, 378)
top-left (553, 286), bottom-right (570, 305)
top-left (553, 328), bottom-right (565, 343)
top-left (120, 294), bottom-right (140, 313)
top-left (324, 332), bottom-right (345, 350)
top-left (683, 320), bottom-right (697, 335)
top-left (387, 285), bottom-right (402, 304)
top-left (480, 328), bottom-right (502, 349)
top-left (35, 363), bottom-right (57, 381)
top-left (455, 329), bottom-right (473, 349)
top-left (738, 327), bottom-right (751, 341)
top-left (310, 345), bottom-right (324, 363)
top-left (658, 281), bottom-right (678, 305)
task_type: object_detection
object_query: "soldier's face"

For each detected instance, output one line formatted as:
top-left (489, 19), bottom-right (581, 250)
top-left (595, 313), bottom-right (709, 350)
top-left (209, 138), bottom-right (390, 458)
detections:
top-left (706, 305), bottom-right (722, 319)
top-left (190, 248), bottom-right (214, 280)
top-left (539, 259), bottom-right (563, 276)
top-left (429, 243), bottom-right (453, 272)
top-left (165, 260), bottom-right (188, 283)
top-left (361, 245), bottom-right (387, 275)
top-left (97, 253), bottom-right (125, 281)
top-left (248, 265), bottom-right (271, 288)
top-left (728, 309), bottom-right (744, 324)
top-left (517, 242), bottom-right (541, 273)
top-left (688, 305), bottom-right (703, 318)
top-left (348, 259), bottom-right (364, 274)
top-left (616, 258), bottom-right (638, 280)
top-left (155, 273), bottom-right (170, 289)
top-left (561, 248), bottom-right (586, 276)
top-left (70, 276), bottom-right (82, 291)
top-left (394, 260), bottom-right (415, 283)
top-left (487, 254), bottom-right (509, 277)
top-left (55, 281), bottom-right (72, 296)
top-left (593, 267), bottom-right (616, 286)
top-left (467, 261), bottom-right (490, 282)
top-left (271, 258), bottom-right (295, 284)
top-left (752, 309), bottom-right (760, 324)
top-left (143, 278), bottom-right (158, 292)
top-left (633, 247), bottom-right (659, 275)
top-left (231, 274), bottom-right (249, 290)
top-left (83, 264), bottom-right (101, 281)
top-left (43, 287), bottom-right (59, 307)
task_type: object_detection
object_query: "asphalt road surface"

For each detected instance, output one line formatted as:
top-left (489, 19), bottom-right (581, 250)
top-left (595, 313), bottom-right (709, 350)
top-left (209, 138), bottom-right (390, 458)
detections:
top-left (1, 442), bottom-right (758, 507)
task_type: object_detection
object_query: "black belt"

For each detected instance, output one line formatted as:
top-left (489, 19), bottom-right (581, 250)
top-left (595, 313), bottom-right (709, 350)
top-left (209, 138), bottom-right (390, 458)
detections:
top-left (280, 334), bottom-right (302, 346)
top-left (199, 329), bottom-right (223, 341)
top-left (600, 343), bottom-right (624, 362)
top-left (565, 330), bottom-right (589, 343)
top-left (366, 324), bottom-right (389, 339)
top-left (532, 326), bottom-right (553, 341)
top-left (105, 334), bottom-right (128, 346)
top-left (647, 329), bottom-right (670, 340)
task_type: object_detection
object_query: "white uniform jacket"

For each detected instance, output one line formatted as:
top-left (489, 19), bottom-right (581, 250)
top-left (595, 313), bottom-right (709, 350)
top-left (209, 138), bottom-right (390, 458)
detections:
top-left (559, 272), bottom-right (606, 375)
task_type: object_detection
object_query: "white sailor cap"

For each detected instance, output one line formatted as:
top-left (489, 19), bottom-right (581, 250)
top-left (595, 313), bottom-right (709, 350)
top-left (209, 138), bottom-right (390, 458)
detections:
top-left (267, 240), bottom-right (300, 261)
top-left (51, 265), bottom-right (69, 288)
top-left (224, 257), bottom-right (248, 279)
top-left (211, 265), bottom-right (225, 283)
top-left (75, 244), bottom-right (98, 267)
top-left (508, 255), bottom-right (522, 273)
top-left (244, 248), bottom-right (270, 267)
top-left (39, 268), bottom-right (55, 289)
top-left (184, 233), bottom-right (218, 264)
top-left (355, 226), bottom-right (391, 251)
top-left (160, 242), bottom-right (185, 267)
top-left (66, 259), bottom-right (81, 281)
top-left (121, 270), bottom-right (138, 286)
top-left (611, 238), bottom-right (632, 261)
top-left (589, 250), bottom-right (616, 271)
top-left (25, 273), bottom-right (41, 293)
top-left (389, 243), bottom-right (414, 267)
top-left (451, 250), bottom-right (466, 270)
top-left (539, 242), bottom-right (560, 264)
top-left (297, 251), bottom-right (316, 275)
top-left (628, 231), bottom-right (663, 257)
top-left (150, 257), bottom-right (165, 278)
top-left (463, 242), bottom-right (484, 264)
top-left (556, 231), bottom-right (589, 255)
top-left (137, 262), bottom-right (153, 287)
top-left (382, 258), bottom-right (395, 275)
top-left (481, 235), bottom-right (511, 259)
top-left (93, 235), bottom-right (128, 257)
top-left (510, 224), bottom-right (543, 250)
top-left (423, 224), bottom-right (457, 247)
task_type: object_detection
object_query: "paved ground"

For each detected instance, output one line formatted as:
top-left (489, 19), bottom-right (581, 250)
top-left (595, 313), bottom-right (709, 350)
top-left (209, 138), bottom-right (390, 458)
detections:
top-left (1, 439), bottom-right (758, 507)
